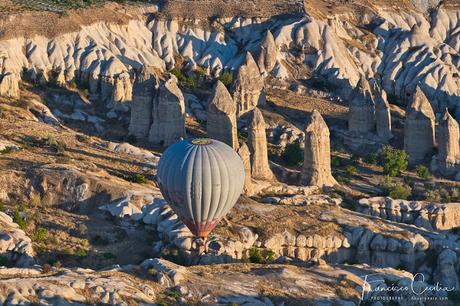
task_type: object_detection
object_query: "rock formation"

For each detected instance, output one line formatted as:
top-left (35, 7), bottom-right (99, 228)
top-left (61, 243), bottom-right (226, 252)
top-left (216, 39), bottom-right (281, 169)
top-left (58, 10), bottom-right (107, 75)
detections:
top-left (404, 87), bottom-right (436, 165)
top-left (129, 66), bottom-right (160, 141)
top-left (348, 77), bottom-right (375, 134)
top-left (237, 143), bottom-right (253, 195)
top-left (301, 110), bottom-right (337, 188)
top-left (257, 30), bottom-right (277, 75)
top-left (100, 57), bottom-right (133, 110)
top-left (372, 83), bottom-right (392, 141)
top-left (248, 108), bottom-right (273, 180)
top-left (148, 75), bottom-right (186, 146)
top-left (207, 81), bottom-right (238, 150)
top-left (0, 72), bottom-right (20, 98)
top-left (432, 109), bottom-right (460, 176)
top-left (232, 52), bottom-right (265, 116)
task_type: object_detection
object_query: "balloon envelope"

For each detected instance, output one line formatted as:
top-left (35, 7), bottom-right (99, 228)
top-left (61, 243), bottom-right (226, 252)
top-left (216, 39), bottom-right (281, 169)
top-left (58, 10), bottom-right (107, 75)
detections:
top-left (157, 138), bottom-right (245, 238)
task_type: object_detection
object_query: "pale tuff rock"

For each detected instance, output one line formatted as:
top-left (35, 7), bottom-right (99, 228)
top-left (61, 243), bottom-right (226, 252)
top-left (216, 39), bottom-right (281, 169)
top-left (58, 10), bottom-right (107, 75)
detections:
top-left (207, 81), bottom-right (238, 150)
top-left (237, 143), bottom-right (253, 195)
top-left (100, 57), bottom-right (133, 108)
top-left (348, 77), bottom-right (375, 134)
top-left (257, 30), bottom-right (277, 75)
top-left (301, 110), bottom-right (337, 188)
top-left (0, 268), bottom-right (156, 305)
top-left (0, 72), bottom-right (19, 98)
top-left (404, 87), bottom-right (436, 164)
top-left (433, 109), bottom-right (460, 176)
top-left (372, 82), bottom-right (392, 141)
top-left (0, 212), bottom-right (35, 267)
top-left (148, 75), bottom-right (186, 146)
top-left (232, 52), bottom-right (265, 116)
top-left (129, 66), bottom-right (160, 141)
top-left (248, 108), bottom-right (273, 180)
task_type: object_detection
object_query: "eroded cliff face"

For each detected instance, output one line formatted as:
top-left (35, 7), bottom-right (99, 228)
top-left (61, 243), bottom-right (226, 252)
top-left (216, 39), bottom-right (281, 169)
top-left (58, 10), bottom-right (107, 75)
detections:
top-left (0, 2), bottom-right (459, 113)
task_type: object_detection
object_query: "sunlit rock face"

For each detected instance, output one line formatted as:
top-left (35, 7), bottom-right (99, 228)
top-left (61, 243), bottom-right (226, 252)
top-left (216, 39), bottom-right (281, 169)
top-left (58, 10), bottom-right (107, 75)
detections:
top-left (148, 75), bottom-right (186, 147)
top-left (404, 87), bottom-right (436, 165)
top-left (207, 81), bottom-right (238, 150)
top-left (432, 109), bottom-right (460, 177)
top-left (232, 52), bottom-right (265, 116)
top-left (248, 108), bottom-right (273, 181)
top-left (301, 110), bottom-right (337, 188)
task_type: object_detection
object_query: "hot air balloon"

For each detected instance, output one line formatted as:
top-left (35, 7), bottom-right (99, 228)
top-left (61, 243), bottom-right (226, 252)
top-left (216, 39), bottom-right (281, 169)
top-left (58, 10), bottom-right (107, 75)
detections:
top-left (156, 138), bottom-right (245, 240)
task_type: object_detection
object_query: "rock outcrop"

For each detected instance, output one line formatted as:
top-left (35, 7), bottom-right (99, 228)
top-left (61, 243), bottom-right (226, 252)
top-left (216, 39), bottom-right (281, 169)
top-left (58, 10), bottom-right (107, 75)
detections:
top-left (237, 143), bottom-right (253, 195)
top-left (232, 52), bottom-right (265, 116)
top-left (0, 212), bottom-right (35, 267)
top-left (100, 57), bottom-right (133, 111)
top-left (348, 77), bottom-right (375, 134)
top-left (207, 81), bottom-right (238, 150)
top-left (257, 30), bottom-right (277, 75)
top-left (404, 87), bottom-right (436, 165)
top-left (148, 75), bottom-right (186, 146)
top-left (432, 109), bottom-right (460, 176)
top-left (301, 110), bottom-right (337, 188)
top-left (248, 108), bottom-right (273, 180)
top-left (129, 66), bottom-right (160, 141)
top-left (0, 72), bottom-right (19, 98)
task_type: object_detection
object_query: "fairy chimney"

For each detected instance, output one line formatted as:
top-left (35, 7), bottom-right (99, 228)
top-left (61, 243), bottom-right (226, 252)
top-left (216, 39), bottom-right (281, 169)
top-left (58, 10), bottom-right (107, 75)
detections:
top-left (301, 110), bottom-right (337, 188)
top-left (207, 81), bottom-right (238, 150)
top-left (404, 87), bottom-right (435, 164)
top-left (248, 108), bottom-right (273, 180)
top-left (148, 75), bottom-right (186, 146)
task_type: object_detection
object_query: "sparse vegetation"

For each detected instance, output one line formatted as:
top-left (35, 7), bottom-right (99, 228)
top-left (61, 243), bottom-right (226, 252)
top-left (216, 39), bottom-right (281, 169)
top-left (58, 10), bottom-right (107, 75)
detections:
top-left (381, 146), bottom-right (408, 177)
top-left (381, 177), bottom-right (411, 200)
top-left (416, 165), bottom-right (431, 180)
top-left (32, 227), bottom-right (48, 243)
top-left (248, 247), bottom-right (275, 264)
top-left (344, 165), bottom-right (358, 176)
top-left (75, 247), bottom-right (87, 258)
top-left (219, 71), bottom-right (233, 87)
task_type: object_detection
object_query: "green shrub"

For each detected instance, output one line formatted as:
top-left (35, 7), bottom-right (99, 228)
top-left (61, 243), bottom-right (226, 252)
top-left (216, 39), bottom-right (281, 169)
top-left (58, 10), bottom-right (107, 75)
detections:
top-left (133, 174), bottom-right (147, 184)
top-left (381, 146), bottom-right (408, 177)
top-left (281, 143), bottom-right (303, 166)
top-left (337, 176), bottom-right (350, 184)
top-left (195, 67), bottom-right (207, 77)
top-left (78, 223), bottom-right (88, 236)
top-left (345, 165), bottom-right (358, 176)
top-left (381, 177), bottom-right (411, 200)
top-left (33, 227), bottom-right (48, 243)
top-left (75, 248), bottom-right (86, 258)
top-left (248, 247), bottom-right (263, 264)
top-left (0, 202), bottom-right (5, 212)
top-left (416, 165), bottom-right (431, 180)
top-left (219, 71), bottom-right (233, 87)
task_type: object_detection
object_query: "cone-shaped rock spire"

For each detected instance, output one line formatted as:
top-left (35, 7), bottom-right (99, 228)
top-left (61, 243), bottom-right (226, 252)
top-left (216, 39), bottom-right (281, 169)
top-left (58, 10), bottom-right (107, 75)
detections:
top-left (404, 86), bottom-right (435, 164)
top-left (248, 108), bottom-right (273, 180)
top-left (348, 77), bottom-right (375, 134)
top-left (207, 81), bottom-right (238, 150)
top-left (301, 110), bottom-right (337, 188)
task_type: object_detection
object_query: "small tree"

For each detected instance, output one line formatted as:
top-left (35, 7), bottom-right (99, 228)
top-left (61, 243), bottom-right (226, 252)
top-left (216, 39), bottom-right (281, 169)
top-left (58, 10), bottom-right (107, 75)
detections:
top-left (381, 146), bottom-right (408, 177)
top-left (219, 71), bottom-right (233, 87)
top-left (416, 165), bottom-right (432, 180)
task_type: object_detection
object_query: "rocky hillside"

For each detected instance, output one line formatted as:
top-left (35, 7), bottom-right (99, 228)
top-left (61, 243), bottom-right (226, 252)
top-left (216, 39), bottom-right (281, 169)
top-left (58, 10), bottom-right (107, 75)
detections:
top-left (0, 0), bottom-right (460, 305)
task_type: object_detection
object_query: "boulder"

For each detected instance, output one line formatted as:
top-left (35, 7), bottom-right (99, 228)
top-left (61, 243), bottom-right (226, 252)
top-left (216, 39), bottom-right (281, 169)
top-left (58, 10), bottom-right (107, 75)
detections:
top-left (207, 81), bottom-right (238, 149)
